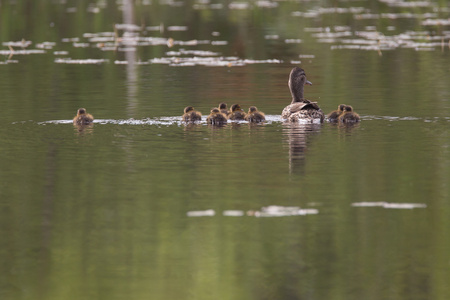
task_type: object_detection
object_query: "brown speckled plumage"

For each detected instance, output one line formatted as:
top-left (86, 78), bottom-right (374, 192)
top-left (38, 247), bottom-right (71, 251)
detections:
top-left (182, 106), bottom-right (202, 122)
top-left (245, 106), bottom-right (266, 123)
top-left (218, 103), bottom-right (228, 115)
top-left (339, 105), bottom-right (360, 123)
top-left (281, 68), bottom-right (324, 123)
top-left (327, 104), bottom-right (346, 122)
top-left (228, 104), bottom-right (246, 120)
top-left (207, 108), bottom-right (228, 125)
top-left (73, 108), bottom-right (94, 125)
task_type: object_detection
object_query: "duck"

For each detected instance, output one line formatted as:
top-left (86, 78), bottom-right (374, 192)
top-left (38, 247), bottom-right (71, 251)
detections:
top-left (228, 104), bottom-right (246, 120)
top-left (73, 108), bottom-right (94, 125)
top-left (244, 106), bottom-right (266, 123)
top-left (339, 105), bottom-right (360, 123)
top-left (327, 104), bottom-right (346, 122)
top-left (281, 67), bottom-right (324, 123)
top-left (218, 103), bottom-right (228, 115)
top-left (182, 106), bottom-right (202, 122)
top-left (206, 108), bottom-right (228, 125)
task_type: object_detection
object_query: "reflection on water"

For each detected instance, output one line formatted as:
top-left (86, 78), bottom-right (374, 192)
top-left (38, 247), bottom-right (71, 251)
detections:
top-left (122, 0), bottom-right (139, 116)
top-left (34, 114), bottom-right (450, 126)
top-left (331, 121), bottom-right (361, 134)
top-left (73, 123), bottom-right (94, 134)
top-left (283, 122), bottom-right (322, 174)
top-left (1, 1), bottom-right (450, 300)
top-left (352, 201), bottom-right (427, 209)
top-left (187, 206), bottom-right (319, 217)
top-left (2, 113), bottom-right (450, 300)
top-left (37, 114), bottom-right (286, 126)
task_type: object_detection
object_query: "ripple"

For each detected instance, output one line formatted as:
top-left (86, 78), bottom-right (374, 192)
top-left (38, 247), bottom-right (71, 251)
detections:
top-left (187, 206), bottom-right (319, 218)
top-left (187, 209), bottom-right (215, 217)
top-left (223, 210), bottom-right (245, 217)
top-left (0, 49), bottom-right (46, 55)
top-left (28, 114), bottom-right (447, 126)
top-left (36, 115), bottom-right (282, 126)
top-left (248, 206), bottom-right (319, 217)
top-left (352, 202), bottom-right (427, 209)
top-left (54, 58), bottom-right (109, 64)
top-left (361, 115), bottom-right (425, 121)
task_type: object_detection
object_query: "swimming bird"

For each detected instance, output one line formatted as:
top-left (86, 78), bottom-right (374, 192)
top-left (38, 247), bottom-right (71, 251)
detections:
top-left (218, 103), bottom-right (228, 115)
top-left (327, 104), bottom-right (346, 122)
top-left (73, 108), bottom-right (94, 125)
top-left (244, 106), bottom-right (266, 123)
top-left (281, 67), bottom-right (324, 123)
top-left (182, 106), bottom-right (202, 122)
top-left (206, 108), bottom-right (228, 125)
top-left (339, 105), bottom-right (360, 123)
top-left (228, 104), bottom-right (246, 120)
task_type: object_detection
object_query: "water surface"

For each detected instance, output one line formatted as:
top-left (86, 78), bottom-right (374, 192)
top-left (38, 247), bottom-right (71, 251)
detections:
top-left (1, 1), bottom-right (449, 300)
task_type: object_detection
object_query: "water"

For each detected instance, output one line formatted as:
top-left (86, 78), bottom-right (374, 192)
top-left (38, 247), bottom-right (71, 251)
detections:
top-left (1, 1), bottom-right (449, 299)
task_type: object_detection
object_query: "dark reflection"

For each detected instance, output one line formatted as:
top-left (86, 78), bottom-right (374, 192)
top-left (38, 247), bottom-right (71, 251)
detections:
top-left (182, 123), bottom-right (202, 131)
top-left (1, 1), bottom-right (449, 300)
top-left (73, 123), bottom-right (94, 134)
top-left (230, 122), bottom-right (242, 129)
top-left (207, 123), bottom-right (228, 129)
top-left (283, 123), bottom-right (322, 174)
top-left (247, 122), bottom-right (266, 129)
top-left (338, 122), bottom-right (361, 131)
top-left (123, 0), bottom-right (138, 117)
top-left (329, 121), bottom-right (361, 133)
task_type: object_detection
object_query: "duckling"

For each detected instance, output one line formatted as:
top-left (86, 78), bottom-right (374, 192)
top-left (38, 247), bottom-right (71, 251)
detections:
top-left (327, 104), bottom-right (346, 122)
top-left (182, 106), bottom-right (202, 122)
top-left (244, 106), bottom-right (266, 123)
top-left (228, 104), bottom-right (246, 120)
top-left (281, 67), bottom-right (324, 123)
top-left (218, 102), bottom-right (228, 115)
top-left (206, 108), bottom-right (228, 125)
top-left (73, 108), bottom-right (94, 125)
top-left (339, 105), bottom-right (360, 123)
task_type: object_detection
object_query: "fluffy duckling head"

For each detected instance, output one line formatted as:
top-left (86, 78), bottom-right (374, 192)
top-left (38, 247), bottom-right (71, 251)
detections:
top-left (219, 103), bottom-right (227, 110)
top-left (343, 105), bottom-right (354, 112)
top-left (248, 106), bottom-right (258, 113)
top-left (77, 108), bottom-right (87, 115)
top-left (230, 104), bottom-right (242, 112)
top-left (184, 106), bottom-right (195, 114)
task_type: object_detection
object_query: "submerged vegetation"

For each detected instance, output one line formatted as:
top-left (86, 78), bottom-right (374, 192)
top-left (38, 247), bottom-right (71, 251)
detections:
top-left (0, 2), bottom-right (449, 300)
top-left (1, 0), bottom-right (449, 66)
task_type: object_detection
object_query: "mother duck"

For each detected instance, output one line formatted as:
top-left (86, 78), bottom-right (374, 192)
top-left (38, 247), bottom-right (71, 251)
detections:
top-left (281, 67), bottom-right (324, 123)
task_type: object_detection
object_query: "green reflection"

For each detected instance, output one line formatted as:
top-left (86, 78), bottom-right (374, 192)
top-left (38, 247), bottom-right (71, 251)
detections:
top-left (0, 1), bottom-right (449, 300)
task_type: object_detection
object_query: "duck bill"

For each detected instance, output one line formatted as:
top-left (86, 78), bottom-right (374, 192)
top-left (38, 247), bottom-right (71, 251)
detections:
top-left (305, 80), bottom-right (312, 86)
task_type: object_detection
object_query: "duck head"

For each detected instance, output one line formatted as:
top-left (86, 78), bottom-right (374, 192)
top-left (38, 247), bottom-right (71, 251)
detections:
top-left (230, 104), bottom-right (243, 112)
top-left (77, 108), bottom-right (87, 115)
top-left (288, 67), bottom-right (312, 103)
top-left (184, 106), bottom-right (195, 114)
top-left (343, 105), bottom-right (353, 112)
top-left (219, 103), bottom-right (227, 110)
top-left (248, 106), bottom-right (257, 113)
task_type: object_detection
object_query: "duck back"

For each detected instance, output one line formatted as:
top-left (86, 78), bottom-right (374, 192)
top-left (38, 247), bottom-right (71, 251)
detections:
top-left (183, 111), bottom-right (202, 122)
top-left (339, 112), bottom-right (360, 123)
top-left (245, 107), bottom-right (265, 123)
top-left (228, 110), bottom-right (246, 120)
top-left (73, 108), bottom-right (94, 125)
top-left (282, 101), bottom-right (324, 123)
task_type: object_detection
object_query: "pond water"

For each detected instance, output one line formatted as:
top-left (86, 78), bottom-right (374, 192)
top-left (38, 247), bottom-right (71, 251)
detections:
top-left (1, 0), bottom-right (449, 299)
